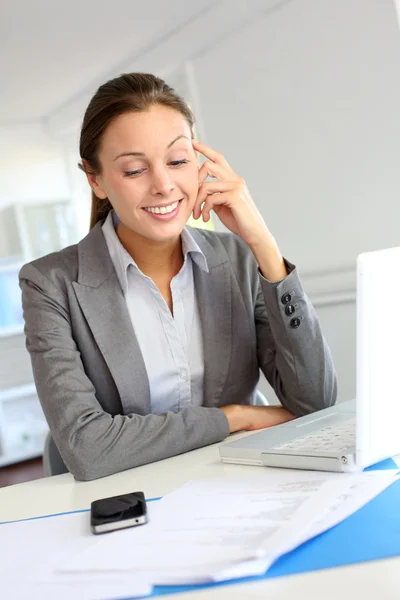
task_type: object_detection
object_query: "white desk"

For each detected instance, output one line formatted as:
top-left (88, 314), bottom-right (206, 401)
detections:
top-left (1, 434), bottom-right (400, 600)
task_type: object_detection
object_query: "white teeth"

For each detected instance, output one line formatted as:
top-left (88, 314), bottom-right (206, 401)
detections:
top-left (144, 200), bottom-right (179, 215)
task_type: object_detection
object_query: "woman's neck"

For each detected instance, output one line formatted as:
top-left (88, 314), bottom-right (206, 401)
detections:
top-left (116, 223), bottom-right (184, 280)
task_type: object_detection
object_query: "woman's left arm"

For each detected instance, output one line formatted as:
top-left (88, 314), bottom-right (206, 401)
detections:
top-left (192, 140), bottom-right (338, 417)
top-left (254, 260), bottom-right (338, 416)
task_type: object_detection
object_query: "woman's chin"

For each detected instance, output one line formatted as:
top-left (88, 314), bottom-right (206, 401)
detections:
top-left (140, 207), bottom-right (192, 241)
top-left (132, 219), bottom-right (177, 243)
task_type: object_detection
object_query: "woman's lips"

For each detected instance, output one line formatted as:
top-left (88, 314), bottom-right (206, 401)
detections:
top-left (142, 199), bottom-right (183, 221)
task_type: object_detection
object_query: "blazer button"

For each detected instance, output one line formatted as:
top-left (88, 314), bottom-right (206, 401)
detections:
top-left (285, 305), bottom-right (295, 316)
top-left (290, 317), bottom-right (301, 329)
top-left (281, 293), bottom-right (292, 305)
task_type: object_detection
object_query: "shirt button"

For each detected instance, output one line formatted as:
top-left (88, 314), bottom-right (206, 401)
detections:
top-left (281, 293), bottom-right (292, 305)
top-left (285, 304), bottom-right (295, 316)
top-left (180, 370), bottom-right (189, 381)
top-left (290, 317), bottom-right (301, 329)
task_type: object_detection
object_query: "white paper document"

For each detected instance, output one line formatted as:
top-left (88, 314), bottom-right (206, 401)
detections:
top-left (0, 511), bottom-right (152, 600)
top-left (59, 470), bottom-right (385, 585)
top-left (304, 470), bottom-right (399, 540)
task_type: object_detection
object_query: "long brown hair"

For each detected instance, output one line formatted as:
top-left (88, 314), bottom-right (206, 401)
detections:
top-left (77, 73), bottom-right (195, 231)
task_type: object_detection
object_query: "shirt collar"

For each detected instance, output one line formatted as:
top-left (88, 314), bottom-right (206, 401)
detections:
top-left (102, 210), bottom-right (132, 294)
top-left (102, 210), bottom-right (209, 293)
top-left (180, 226), bottom-right (209, 273)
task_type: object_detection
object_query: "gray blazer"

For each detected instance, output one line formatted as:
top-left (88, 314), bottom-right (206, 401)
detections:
top-left (19, 221), bottom-right (337, 481)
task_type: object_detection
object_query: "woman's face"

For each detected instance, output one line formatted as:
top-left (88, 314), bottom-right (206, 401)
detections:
top-left (90, 104), bottom-right (199, 243)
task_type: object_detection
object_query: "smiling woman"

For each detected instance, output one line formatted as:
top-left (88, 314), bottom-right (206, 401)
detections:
top-left (18, 73), bottom-right (337, 481)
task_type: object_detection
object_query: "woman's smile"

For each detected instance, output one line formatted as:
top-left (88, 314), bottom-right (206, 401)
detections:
top-left (142, 198), bottom-right (183, 220)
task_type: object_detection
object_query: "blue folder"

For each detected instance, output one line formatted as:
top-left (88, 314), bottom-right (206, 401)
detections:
top-left (2, 457), bottom-right (399, 598)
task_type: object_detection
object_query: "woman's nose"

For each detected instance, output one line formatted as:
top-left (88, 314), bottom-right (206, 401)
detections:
top-left (150, 168), bottom-right (175, 195)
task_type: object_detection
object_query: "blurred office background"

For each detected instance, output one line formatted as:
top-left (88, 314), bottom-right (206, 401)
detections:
top-left (1, 0), bottom-right (400, 483)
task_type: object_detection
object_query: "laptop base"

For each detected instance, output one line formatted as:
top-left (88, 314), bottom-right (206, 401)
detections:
top-left (221, 450), bottom-right (358, 472)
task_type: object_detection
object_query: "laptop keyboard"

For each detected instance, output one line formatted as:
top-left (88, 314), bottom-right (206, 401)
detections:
top-left (270, 418), bottom-right (356, 454)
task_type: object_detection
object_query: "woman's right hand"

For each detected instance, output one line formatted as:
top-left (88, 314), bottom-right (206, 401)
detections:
top-left (220, 404), bottom-right (297, 433)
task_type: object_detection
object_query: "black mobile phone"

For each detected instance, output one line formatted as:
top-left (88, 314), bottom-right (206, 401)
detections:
top-left (90, 491), bottom-right (148, 535)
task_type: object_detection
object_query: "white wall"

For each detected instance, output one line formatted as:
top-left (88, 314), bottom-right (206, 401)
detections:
top-left (0, 123), bottom-right (70, 209)
top-left (190, 0), bottom-right (400, 403)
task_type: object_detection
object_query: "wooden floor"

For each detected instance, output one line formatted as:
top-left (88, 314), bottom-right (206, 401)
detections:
top-left (0, 457), bottom-right (44, 488)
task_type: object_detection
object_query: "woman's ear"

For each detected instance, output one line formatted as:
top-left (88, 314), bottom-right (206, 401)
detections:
top-left (82, 159), bottom-right (108, 200)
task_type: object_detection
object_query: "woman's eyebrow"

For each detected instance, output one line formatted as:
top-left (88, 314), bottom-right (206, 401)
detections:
top-left (113, 134), bottom-right (190, 161)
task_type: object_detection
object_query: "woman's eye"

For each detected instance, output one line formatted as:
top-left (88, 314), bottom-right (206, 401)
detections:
top-left (123, 169), bottom-right (143, 177)
top-left (169, 159), bottom-right (190, 167)
top-left (123, 159), bottom-right (189, 178)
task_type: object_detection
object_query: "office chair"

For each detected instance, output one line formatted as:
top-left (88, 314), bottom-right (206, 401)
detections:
top-left (43, 431), bottom-right (68, 477)
top-left (255, 389), bottom-right (269, 406)
top-left (43, 389), bottom-right (269, 476)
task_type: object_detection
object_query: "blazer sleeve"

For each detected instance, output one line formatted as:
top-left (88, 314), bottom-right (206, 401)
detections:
top-left (19, 264), bottom-right (230, 481)
top-left (255, 260), bottom-right (338, 416)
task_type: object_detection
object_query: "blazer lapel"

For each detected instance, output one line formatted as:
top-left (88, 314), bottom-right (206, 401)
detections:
top-left (191, 230), bottom-right (232, 408)
top-left (72, 222), bottom-right (150, 415)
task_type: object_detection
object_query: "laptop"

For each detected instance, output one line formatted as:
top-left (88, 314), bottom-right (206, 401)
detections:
top-left (219, 246), bottom-right (400, 472)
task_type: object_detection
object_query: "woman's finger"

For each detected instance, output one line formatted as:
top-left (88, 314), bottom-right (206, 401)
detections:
top-left (197, 160), bottom-right (231, 185)
top-left (193, 180), bottom-right (238, 219)
top-left (201, 190), bottom-right (232, 222)
top-left (192, 139), bottom-right (231, 168)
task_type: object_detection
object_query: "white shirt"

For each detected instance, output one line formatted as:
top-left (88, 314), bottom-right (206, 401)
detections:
top-left (102, 210), bottom-right (209, 414)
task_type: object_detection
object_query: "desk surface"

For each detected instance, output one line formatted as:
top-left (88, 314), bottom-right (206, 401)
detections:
top-left (1, 433), bottom-right (400, 600)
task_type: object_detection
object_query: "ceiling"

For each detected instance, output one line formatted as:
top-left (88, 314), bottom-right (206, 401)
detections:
top-left (0, 0), bottom-right (212, 125)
